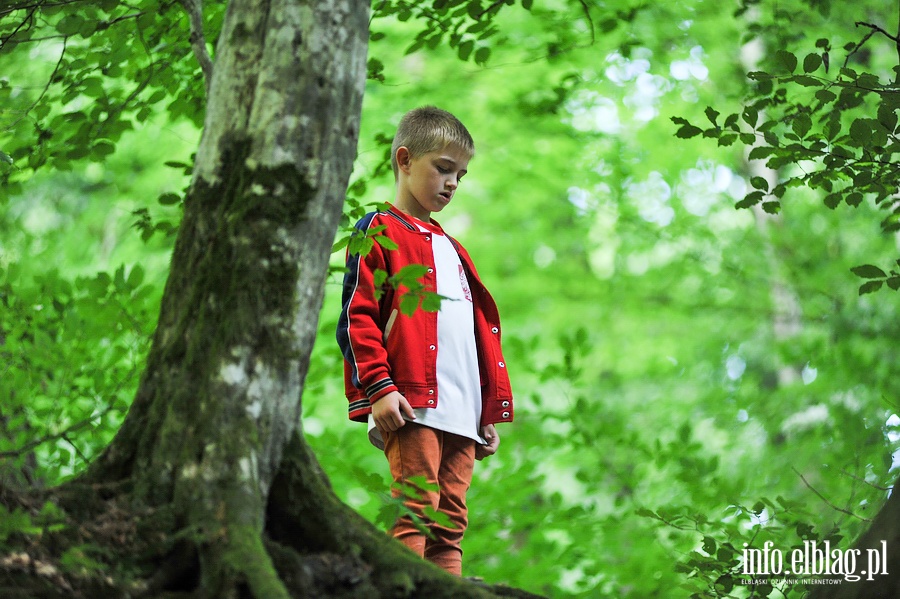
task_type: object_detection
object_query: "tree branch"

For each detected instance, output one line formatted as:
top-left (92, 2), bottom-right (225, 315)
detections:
top-left (0, 4), bottom-right (38, 51)
top-left (839, 468), bottom-right (892, 492)
top-left (0, 408), bottom-right (112, 459)
top-left (792, 467), bottom-right (872, 522)
top-left (179, 0), bottom-right (214, 94)
top-left (855, 20), bottom-right (900, 44)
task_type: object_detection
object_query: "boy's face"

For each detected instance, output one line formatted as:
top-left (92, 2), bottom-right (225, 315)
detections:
top-left (395, 144), bottom-right (470, 221)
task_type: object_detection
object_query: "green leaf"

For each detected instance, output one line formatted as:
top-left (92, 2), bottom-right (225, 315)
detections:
top-left (750, 176), bottom-right (768, 191)
top-left (457, 40), bottom-right (474, 62)
top-left (792, 75), bottom-right (821, 87)
top-left (849, 118), bottom-right (871, 145)
top-left (851, 265), bottom-right (887, 279)
top-left (792, 113), bottom-right (811, 138)
top-left (393, 264), bottom-right (428, 284)
top-left (735, 191), bottom-right (764, 209)
top-left (421, 292), bottom-right (443, 312)
top-left (91, 141), bottom-right (116, 159)
top-left (775, 50), bottom-right (797, 73)
top-left (823, 193), bottom-right (841, 209)
top-left (400, 293), bottom-right (420, 316)
top-left (803, 53), bottom-right (822, 73)
top-left (858, 280), bottom-right (883, 295)
top-left (877, 103), bottom-right (898, 131)
top-left (748, 146), bottom-right (774, 160)
top-left (761, 201), bottom-right (780, 214)
top-left (741, 107), bottom-right (758, 128)
top-left (127, 265), bottom-right (145, 289)
top-left (373, 269), bottom-right (387, 288)
top-left (474, 47), bottom-right (491, 65)
top-left (158, 192), bottom-right (181, 206)
top-left (56, 14), bottom-right (85, 36)
top-left (815, 89), bottom-right (837, 103)
top-left (678, 422), bottom-right (691, 443)
top-left (373, 235), bottom-right (398, 250)
top-left (671, 117), bottom-right (702, 139)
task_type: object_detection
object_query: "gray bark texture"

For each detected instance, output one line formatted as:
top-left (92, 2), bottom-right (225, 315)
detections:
top-left (90, 0), bottom-right (367, 506)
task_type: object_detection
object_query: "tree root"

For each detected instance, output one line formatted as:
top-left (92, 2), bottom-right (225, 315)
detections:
top-left (0, 433), bottom-right (547, 599)
top-left (266, 433), bottom-right (548, 599)
top-left (220, 524), bottom-right (291, 599)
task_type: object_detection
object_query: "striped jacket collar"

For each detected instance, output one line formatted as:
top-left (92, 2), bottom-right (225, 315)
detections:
top-left (384, 203), bottom-right (446, 235)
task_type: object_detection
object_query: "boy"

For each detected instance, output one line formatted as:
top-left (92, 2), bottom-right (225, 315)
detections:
top-left (336, 106), bottom-right (514, 576)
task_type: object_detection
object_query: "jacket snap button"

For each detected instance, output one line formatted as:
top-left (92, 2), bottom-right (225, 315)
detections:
top-left (428, 268), bottom-right (434, 274)
top-left (428, 399), bottom-right (435, 405)
top-left (429, 344), bottom-right (436, 350)
top-left (428, 389), bottom-right (434, 395)
top-left (502, 401), bottom-right (510, 408)
top-left (491, 327), bottom-right (499, 334)
top-left (498, 361), bottom-right (505, 368)
top-left (502, 411), bottom-right (510, 418)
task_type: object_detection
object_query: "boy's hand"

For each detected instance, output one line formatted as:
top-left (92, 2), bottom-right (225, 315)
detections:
top-left (475, 424), bottom-right (499, 460)
top-left (372, 391), bottom-right (416, 434)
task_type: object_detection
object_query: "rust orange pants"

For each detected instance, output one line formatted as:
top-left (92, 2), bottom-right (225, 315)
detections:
top-left (382, 423), bottom-right (476, 576)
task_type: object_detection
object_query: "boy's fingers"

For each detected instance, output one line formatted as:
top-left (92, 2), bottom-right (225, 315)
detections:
top-left (392, 407), bottom-right (406, 429)
top-left (399, 397), bottom-right (416, 420)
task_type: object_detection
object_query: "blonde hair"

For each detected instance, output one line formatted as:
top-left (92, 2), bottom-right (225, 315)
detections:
top-left (390, 106), bottom-right (475, 180)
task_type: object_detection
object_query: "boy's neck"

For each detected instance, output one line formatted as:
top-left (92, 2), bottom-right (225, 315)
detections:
top-left (393, 196), bottom-right (431, 223)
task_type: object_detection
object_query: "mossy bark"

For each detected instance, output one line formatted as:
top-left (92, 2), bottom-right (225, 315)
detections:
top-left (0, 1), bottom-right (548, 598)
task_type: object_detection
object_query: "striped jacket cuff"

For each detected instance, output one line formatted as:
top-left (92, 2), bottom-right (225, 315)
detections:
top-left (366, 377), bottom-right (396, 401)
top-left (348, 399), bottom-right (370, 416)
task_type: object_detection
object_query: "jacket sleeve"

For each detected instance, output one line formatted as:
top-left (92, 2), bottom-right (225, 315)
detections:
top-left (336, 216), bottom-right (398, 403)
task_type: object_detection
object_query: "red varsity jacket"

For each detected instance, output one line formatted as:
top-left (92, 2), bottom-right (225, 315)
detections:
top-left (336, 205), bottom-right (514, 426)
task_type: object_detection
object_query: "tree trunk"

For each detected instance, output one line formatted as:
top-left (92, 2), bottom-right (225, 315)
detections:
top-left (75, 0), bottom-right (372, 594)
top-left (88, 0), bottom-right (367, 499)
top-left (806, 473), bottom-right (900, 598)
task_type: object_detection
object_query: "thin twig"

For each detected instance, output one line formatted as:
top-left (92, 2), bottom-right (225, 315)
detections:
top-left (0, 410), bottom-right (109, 458)
top-left (578, 0), bottom-right (596, 45)
top-left (475, 0), bottom-right (506, 20)
top-left (792, 467), bottom-right (872, 522)
top-left (2, 36), bottom-right (66, 134)
top-left (838, 468), bottom-right (892, 492)
top-left (0, 4), bottom-right (38, 51)
top-left (178, 0), bottom-right (213, 94)
top-left (856, 20), bottom-right (900, 44)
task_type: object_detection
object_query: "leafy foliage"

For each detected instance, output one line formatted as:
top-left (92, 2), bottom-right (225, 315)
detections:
top-left (0, 262), bottom-right (156, 484)
top-left (371, 0), bottom-right (522, 66)
top-left (0, 0), bottom-right (220, 196)
top-left (672, 13), bottom-right (900, 294)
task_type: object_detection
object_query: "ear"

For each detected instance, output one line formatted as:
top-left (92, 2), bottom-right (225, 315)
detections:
top-left (395, 146), bottom-right (412, 174)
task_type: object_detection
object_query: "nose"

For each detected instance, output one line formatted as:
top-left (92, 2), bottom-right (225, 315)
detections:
top-left (446, 175), bottom-right (458, 190)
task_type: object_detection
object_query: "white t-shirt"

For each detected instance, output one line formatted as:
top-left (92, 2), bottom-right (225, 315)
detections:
top-left (368, 223), bottom-right (485, 448)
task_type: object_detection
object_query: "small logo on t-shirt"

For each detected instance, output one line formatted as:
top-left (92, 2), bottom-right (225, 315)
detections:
top-left (459, 265), bottom-right (473, 302)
